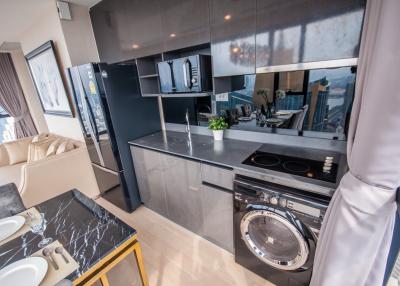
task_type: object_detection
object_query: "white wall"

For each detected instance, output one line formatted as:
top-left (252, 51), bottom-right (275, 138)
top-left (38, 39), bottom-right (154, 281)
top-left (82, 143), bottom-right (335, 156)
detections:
top-left (15, 2), bottom-right (100, 141)
top-left (61, 3), bottom-right (100, 66)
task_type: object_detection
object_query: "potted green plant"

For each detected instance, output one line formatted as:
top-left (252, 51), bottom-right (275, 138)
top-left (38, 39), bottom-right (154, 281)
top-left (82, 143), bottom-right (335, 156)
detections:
top-left (208, 117), bottom-right (228, 141)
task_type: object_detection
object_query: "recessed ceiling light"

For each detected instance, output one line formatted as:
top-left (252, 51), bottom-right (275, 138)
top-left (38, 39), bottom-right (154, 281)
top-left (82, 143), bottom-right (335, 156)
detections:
top-left (132, 44), bottom-right (140, 49)
top-left (232, 47), bottom-right (240, 53)
top-left (224, 14), bottom-right (232, 21)
top-left (169, 33), bottom-right (176, 38)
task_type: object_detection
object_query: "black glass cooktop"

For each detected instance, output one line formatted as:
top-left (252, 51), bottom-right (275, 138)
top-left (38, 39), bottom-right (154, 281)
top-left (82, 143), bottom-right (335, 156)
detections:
top-left (242, 150), bottom-right (338, 183)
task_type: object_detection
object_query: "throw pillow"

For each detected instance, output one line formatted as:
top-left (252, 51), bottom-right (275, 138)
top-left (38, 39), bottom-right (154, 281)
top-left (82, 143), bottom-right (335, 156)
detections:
top-left (3, 137), bottom-right (32, 165)
top-left (56, 140), bottom-right (75, 155)
top-left (27, 138), bottom-right (57, 162)
top-left (0, 144), bottom-right (10, 167)
top-left (46, 138), bottom-right (62, 157)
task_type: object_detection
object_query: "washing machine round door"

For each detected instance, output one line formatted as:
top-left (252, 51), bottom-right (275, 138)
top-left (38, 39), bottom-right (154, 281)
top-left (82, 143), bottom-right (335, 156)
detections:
top-left (240, 210), bottom-right (309, 271)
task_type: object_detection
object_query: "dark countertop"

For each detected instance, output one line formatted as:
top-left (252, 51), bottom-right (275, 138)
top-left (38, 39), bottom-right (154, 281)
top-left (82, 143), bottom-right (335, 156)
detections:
top-left (129, 131), bottom-right (347, 196)
top-left (0, 190), bottom-right (136, 281)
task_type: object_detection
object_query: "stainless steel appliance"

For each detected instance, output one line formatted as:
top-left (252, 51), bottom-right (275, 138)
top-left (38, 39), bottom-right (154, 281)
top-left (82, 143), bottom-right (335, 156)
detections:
top-left (234, 175), bottom-right (329, 286)
top-left (158, 55), bottom-right (212, 94)
top-left (67, 63), bottom-right (160, 212)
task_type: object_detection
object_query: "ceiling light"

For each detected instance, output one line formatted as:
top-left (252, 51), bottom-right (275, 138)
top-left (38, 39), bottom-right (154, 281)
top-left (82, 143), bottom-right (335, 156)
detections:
top-left (232, 47), bottom-right (240, 53)
top-left (132, 44), bottom-right (140, 49)
top-left (169, 33), bottom-right (176, 38)
top-left (224, 14), bottom-right (232, 21)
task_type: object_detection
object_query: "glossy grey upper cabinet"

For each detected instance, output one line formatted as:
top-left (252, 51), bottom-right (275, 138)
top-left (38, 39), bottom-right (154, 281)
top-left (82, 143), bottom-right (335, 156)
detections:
top-left (210, 0), bottom-right (256, 77)
top-left (255, 0), bottom-right (366, 68)
top-left (160, 0), bottom-right (210, 52)
top-left (90, 0), bottom-right (163, 63)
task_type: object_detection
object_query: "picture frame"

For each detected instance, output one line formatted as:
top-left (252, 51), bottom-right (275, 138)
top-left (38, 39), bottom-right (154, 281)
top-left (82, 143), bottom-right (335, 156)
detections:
top-left (25, 40), bottom-right (73, 117)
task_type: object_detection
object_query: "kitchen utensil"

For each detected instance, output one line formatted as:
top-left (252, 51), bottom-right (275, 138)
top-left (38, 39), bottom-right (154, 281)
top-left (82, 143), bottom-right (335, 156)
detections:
top-left (55, 247), bottom-right (69, 264)
top-left (43, 248), bottom-right (59, 270)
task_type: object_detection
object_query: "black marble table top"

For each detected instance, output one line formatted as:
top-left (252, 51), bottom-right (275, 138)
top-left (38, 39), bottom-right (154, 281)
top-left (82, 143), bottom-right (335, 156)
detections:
top-left (0, 190), bottom-right (136, 281)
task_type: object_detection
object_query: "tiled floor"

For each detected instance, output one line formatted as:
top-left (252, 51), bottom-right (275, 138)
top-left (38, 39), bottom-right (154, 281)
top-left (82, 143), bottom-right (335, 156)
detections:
top-left (95, 198), bottom-right (275, 286)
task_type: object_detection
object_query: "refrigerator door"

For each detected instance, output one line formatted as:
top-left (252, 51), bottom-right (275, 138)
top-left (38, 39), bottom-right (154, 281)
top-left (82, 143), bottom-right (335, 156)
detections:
top-left (76, 64), bottom-right (119, 173)
top-left (68, 67), bottom-right (104, 167)
top-left (68, 65), bottom-right (122, 197)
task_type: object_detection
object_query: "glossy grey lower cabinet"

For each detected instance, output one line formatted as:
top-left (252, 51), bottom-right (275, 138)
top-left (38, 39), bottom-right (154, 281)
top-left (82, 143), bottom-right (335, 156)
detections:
top-left (131, 146), bottom-right (234, 253)
top-left (131, 146), bottom-right (168, 215)
top-left (201, 183), bottom-right (234, 253)
top-left (161, 154), bottom-right (204, 234)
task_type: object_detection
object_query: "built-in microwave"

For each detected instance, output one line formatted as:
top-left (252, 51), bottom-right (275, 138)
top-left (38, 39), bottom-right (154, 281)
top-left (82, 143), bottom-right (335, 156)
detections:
top-left (158, 55), bottom-right (212, 94)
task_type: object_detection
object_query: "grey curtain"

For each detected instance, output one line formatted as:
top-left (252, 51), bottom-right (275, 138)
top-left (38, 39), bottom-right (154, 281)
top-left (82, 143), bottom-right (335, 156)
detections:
top-left (0, 53), bottom-right (37, 138)
top-left (310, 0), bottom-right (400, 285)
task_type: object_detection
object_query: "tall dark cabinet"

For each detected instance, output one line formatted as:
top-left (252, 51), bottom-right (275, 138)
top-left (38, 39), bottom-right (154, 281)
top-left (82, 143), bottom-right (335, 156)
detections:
top-left (255, 0), bottom-right (366, 68)
top-left (210, 0), bottom-right (256, 77)
top-left (160, 0), bottom-right (210, 52)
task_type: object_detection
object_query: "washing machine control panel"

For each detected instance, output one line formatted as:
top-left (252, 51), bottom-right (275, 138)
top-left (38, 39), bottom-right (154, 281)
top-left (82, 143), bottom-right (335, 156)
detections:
top-left (256, 190), bottom-right (323, 219)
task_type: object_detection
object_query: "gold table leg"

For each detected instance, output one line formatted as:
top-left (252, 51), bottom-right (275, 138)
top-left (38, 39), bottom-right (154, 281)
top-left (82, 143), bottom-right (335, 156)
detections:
top-left (133, 242), bottom-right (149, 286)
top-left (72, 235), bottom-right (149, 286)
top-left (99, 274), bottom-right (110, 286)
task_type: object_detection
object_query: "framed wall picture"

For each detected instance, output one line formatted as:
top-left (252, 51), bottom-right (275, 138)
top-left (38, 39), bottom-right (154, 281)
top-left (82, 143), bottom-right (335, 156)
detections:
top-left (26, 40), bottom-right (73, 117)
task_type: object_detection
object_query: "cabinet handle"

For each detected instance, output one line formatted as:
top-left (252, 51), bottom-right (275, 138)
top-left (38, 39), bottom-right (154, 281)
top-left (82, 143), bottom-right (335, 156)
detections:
top-left (189, 186), bottom-right (200, 192)
top-left (202, 181), bottom-right (232, 194)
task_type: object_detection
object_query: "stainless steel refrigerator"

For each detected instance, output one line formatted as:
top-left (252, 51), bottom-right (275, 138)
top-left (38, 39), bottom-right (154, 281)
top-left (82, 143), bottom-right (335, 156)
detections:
top-left (67, 62), bottom-right (160, 212)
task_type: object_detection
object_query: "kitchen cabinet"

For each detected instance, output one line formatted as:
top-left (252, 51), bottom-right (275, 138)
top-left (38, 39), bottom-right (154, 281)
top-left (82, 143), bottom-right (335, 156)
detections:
top-left (160, 0), bottom-right (210, 52)
top-left (255, 0), bottom-right (366, 68)
top-left (130, 147), bottom-right (168, 216)
top-left (210, 0), bottom-right (256, 76)
top-left (131, 147), bottom-right (234, 252)
top-left (201, 183), bottom-right (234, 253)
top-left (162, 155), bottom-right (203, 234)
top-left (90, 0), bottom-right (163, 63)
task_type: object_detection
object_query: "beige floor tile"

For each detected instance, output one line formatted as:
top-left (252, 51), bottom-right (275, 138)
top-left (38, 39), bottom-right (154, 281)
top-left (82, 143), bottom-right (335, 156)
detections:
top-left (95, 198), bottom-right (275, 286)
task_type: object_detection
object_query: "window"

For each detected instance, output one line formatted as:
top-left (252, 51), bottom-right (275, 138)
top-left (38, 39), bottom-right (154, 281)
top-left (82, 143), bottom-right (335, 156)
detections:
top-left (0, 106), bottom-right (14, 143)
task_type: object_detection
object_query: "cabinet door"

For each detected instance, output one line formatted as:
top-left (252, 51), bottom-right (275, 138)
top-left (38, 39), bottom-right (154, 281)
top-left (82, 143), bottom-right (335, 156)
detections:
top-left (160, 0), bottom-right (210, 52)
top-left (201, 184), bottom-right (234, 253)
top-left (90, 0), bottom-right (163, 63)
top-left (130, 147), bottom-right (168, 216)
top-left (162, 154), bottom-right (203, 234)
top-left (210, 0), bottom-right (256, 76)
top-left (255, 0), bottom-right (365, 68)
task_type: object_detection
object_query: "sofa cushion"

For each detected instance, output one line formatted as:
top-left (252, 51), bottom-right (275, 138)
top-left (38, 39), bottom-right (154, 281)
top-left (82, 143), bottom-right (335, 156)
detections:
top-left (0, 162), bottom-right (23, 186)
top-left (0, 144), bottom-right (9, 167)
top-left (3, 137), bottom-right (32, 165)
top-left (27, 137), bottom-right (58, 162)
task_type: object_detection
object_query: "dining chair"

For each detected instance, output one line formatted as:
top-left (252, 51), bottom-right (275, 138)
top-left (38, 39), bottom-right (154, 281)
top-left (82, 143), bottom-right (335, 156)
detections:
top-left (0, 183), bottom-right (26, 219)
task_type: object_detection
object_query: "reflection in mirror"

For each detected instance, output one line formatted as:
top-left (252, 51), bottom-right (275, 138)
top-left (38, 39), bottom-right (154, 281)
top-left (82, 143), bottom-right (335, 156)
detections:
top-left (213, 66), bottom-right (356, 140)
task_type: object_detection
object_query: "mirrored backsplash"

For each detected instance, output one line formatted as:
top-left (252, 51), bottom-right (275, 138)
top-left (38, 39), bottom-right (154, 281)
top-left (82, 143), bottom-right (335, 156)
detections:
top-left (162, 65), bottom-right (357, 141)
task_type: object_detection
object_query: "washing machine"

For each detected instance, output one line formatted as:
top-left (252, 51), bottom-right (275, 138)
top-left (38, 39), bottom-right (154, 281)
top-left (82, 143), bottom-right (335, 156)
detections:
top-left (234, 175), bottom-right (329, 286)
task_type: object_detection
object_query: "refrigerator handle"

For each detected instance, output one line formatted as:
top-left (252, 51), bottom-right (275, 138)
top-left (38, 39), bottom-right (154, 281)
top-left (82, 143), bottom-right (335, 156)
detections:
top-left (76, 75), bottom-right (106, 167)
top-left (84, 96), bottom-right (100, 142)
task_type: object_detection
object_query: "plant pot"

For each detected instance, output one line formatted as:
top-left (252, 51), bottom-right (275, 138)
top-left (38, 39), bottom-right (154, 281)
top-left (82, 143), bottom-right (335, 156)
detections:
top-left (212, 130), bottom-right (224, 141)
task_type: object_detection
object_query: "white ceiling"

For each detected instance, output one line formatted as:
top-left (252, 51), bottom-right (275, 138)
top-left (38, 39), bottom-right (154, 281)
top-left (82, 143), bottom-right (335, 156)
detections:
top-left (0, 0), bottom-right (101, 46)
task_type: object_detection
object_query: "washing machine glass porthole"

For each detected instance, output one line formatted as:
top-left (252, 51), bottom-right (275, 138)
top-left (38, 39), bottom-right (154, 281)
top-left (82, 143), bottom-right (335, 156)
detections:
top-left (240, 210), bottom-right (309, 271)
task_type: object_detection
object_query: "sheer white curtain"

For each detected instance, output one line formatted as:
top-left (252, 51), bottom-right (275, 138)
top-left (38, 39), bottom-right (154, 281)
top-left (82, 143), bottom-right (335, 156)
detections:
top-left (310, 0), bottom-right (400, 285)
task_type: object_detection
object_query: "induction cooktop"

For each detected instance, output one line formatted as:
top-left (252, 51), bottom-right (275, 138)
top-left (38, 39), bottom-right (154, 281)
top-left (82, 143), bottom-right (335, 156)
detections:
top-left (242, 150), bottom-right (338, 183)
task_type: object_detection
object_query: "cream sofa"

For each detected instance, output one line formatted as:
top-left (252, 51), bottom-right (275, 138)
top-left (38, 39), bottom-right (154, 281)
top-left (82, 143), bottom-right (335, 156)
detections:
top-left (0, 134), bottom-right (100, 208)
